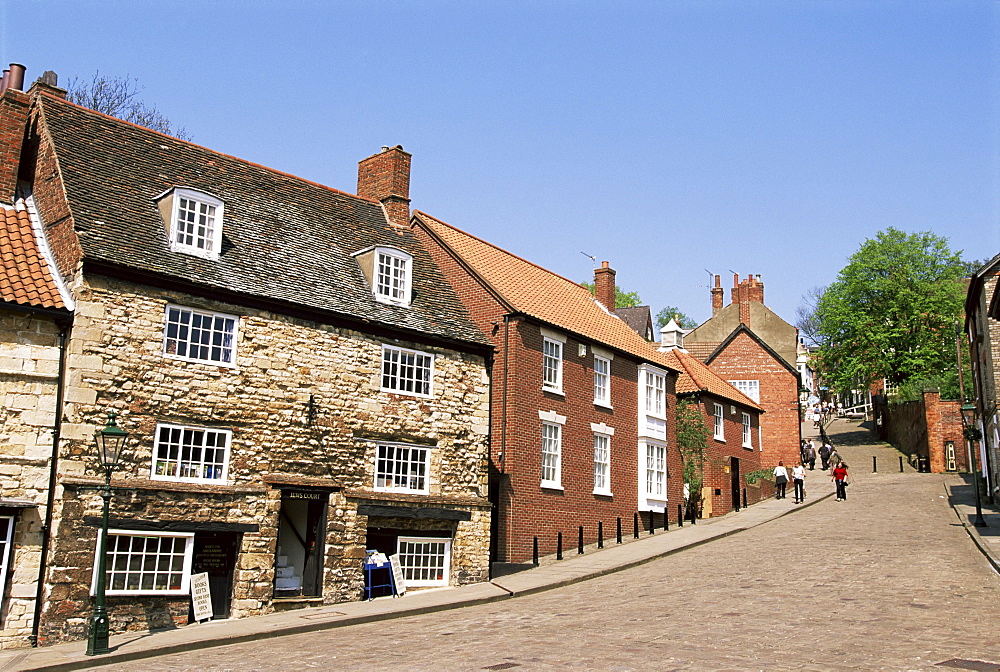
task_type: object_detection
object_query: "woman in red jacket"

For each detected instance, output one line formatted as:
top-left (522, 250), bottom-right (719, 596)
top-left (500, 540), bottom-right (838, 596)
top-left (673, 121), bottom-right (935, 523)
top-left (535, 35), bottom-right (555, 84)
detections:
top-left (832, 462), bottom-right (850, 501)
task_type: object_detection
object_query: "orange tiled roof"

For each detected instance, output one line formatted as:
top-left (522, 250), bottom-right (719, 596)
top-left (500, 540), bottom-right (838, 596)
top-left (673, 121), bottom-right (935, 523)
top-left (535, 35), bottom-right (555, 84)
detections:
top-left (414, 211), bottom-right (679, 371)
top-left (664, 348), bottom-right (761, 410)
top-left (0, 203), bottom-right (67, 310)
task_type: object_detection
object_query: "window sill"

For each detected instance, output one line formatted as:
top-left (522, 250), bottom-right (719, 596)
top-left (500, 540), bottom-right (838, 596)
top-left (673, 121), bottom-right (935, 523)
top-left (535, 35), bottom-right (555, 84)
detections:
top-left (542, 386), bottom-right (564, 397)
top-left (163, 353), bottom-right (237, 369)
top-left (714, 437), bottom-right (726, 443)
top-left (540, 482), bottom-right (564, 491)
top-left (379, 388), bottom-right (434, 399)
top-left (594, 401), bottom-right (613, 410)
top-left (593, 490), bottom-right (613, 498)
top-left (742, 444), bottom-right (754, 450)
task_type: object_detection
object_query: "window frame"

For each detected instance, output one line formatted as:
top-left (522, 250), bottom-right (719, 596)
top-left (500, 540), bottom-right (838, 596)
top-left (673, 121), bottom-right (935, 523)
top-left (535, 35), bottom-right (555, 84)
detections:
top-left (593, 355), bottom-right (611, 407)
top-left (728, 379), bottom-right (760, 404)
top-left (165, 188), bottom-right (224, 260)
top-left (381, 344), bottom-right (435, 397)
top-left (374, 442), bottom-right (431, 494)
top-left (374, 247), bottom-right (413, 307)
top-left (397, 536), bottom-right (451, 587)
top-left (542, 337), bottom-right (563, 393)
top-left (644, 441), bottom-right (667, 499)
top-left (541, 421), bottom-right (563, 489)
top-left (644, 368), bottom-right (666, 418)
top-left (151, 422), bottom-right (232, 484)
top-left (713, 403), bottom-right (725, 441)
top-left (742, 412), bottom-right (753, 448)
top-left (593, 432), bottom-right (612, 496)
top-left (0, 515), bottom-right (12, 613)
top-left (92, 530), bottom-right (195, 596)
top-left (162, 304), bottom-right (238, 367)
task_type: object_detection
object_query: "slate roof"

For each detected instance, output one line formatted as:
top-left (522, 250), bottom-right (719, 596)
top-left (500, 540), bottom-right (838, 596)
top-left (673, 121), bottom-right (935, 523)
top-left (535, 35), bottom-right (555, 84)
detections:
top-left (664, 348), bottom-right (761, 410)
top-left (413, 211), bottom-right (680, 371)
top-left (34, 94), bottom-right (487, 348)
top-left (615, 305), bottom-right (654, 340)
top-left (0, 201), bottom-right (67, 310)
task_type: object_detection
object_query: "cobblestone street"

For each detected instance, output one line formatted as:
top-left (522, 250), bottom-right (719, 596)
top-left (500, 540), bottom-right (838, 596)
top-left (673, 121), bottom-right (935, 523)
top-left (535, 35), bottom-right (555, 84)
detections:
top-left (81, 422), bottom-right (1000, 671)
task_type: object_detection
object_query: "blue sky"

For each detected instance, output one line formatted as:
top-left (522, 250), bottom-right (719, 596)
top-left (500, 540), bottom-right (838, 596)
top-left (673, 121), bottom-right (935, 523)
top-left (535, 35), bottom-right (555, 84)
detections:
top-left (3, 1), bottom-right (996, 328)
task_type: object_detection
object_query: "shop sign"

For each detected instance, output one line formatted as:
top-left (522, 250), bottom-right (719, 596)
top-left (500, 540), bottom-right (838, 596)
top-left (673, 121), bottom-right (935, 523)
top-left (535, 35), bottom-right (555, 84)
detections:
top-left (388, 553), bottom-right (407, 595)
top-left (190, 572), bottom-right (213, 622)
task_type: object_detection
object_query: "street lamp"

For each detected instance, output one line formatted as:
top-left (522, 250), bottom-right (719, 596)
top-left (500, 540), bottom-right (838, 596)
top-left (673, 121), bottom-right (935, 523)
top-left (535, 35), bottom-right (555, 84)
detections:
top-left (959, 403), bottom-right (988, 528)
top-left (86, 412), bottom-right (128, 656)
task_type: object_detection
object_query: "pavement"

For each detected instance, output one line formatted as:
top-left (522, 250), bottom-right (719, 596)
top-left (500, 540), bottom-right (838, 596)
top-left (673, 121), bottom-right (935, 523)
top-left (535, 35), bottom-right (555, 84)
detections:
top-left (4, 417), bottom-right (998, 672)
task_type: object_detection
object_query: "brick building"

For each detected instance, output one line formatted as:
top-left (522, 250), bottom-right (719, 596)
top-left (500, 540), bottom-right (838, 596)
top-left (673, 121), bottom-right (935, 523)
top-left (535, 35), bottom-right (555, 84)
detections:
top-left (413, 213), bottom-right (683, 568)
top-left (684, 274), bottom-right (801, 468)
top-left (0, 71), bottom-right (492, 647)
top-left (658, 326), bottom-right (764, 517)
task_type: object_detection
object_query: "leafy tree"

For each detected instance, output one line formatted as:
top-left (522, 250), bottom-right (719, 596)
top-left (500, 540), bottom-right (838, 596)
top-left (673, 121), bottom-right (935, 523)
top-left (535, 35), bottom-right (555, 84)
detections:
top-left (580, 282), bottom-right (641, 308)
top-left (654, 306), bottom-right (696, 329)
top-left (66, 71), bottom-right (191, 140)
top-left (676, 398), bottom-right (710, 519)
top-left (813, 228), bottom-right (966, 395)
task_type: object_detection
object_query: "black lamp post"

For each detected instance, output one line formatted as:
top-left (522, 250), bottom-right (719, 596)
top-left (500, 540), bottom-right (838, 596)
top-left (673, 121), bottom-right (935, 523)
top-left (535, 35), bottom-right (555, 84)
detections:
top-left (959, 403), bottom-right (988, 528)
top-left (86, 412), bottom-right (127, 656)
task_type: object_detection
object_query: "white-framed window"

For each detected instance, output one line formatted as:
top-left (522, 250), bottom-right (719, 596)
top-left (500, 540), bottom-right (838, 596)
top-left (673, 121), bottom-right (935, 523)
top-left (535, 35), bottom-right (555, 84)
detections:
top-left (0, 516), bottom-right (12, 611)
top-left (374, 442), bottom-right (430, 493)
top-left (645, 369), bottom-right (666, 417)
top-left (381, 344), bottom-right (434, 396)
top-left (92, 530), bottom-right (194, 596)
top-left (541, 422), bottom-right (562, 488)
top-left (729, 379), bottom-right (760, 403)
top-left (593, 355), bottom-right (611, 406)
top-left (161, 188), bottom-right (224, 260)
top-left (742, 413), bottom-right (752, 448)
top-left (163, 305), bottom-right (237, 366)
top-left (397, 536), bottom-right (451, 587)
top-left (542, 338), bottom-right (563, 393)
top-left (152, 423), bottom-right (231, 483)
top-left (644, 442), bottom-right (666, 498)
top-left (714, 403), bottom-right (725, 440)
top-left (593, 432), bottom-right (612, 495)
top-left (375, 248), bottom-right (412, 306)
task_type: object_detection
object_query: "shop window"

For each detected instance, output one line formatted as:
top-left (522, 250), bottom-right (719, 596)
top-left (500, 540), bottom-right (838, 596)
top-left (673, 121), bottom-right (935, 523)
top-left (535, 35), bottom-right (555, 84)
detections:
top-left (398, 536), bottom-right (451, 587)
top-left (93, 530), bottom-right (194, 596)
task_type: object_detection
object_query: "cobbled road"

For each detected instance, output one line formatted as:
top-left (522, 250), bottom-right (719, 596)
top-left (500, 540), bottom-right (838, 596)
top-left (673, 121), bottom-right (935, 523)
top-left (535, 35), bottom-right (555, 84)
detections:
top-left (89, 427), bottom-right (1000, 671)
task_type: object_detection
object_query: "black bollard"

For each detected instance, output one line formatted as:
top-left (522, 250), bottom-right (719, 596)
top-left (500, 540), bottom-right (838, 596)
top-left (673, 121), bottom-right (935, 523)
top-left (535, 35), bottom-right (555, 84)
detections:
top-left (598, 521), bottom-right (604, 549)
top-left (678, 503), bottom-right (683, 527)
top-left (691, 505), bottom-right (696, 524)
top-left (557, 532), bottom-right (563, 560)
top-left (743, 488), bottom-right (747, 509)
top-left (533, 536), bottom-right (539, 566)
top-left (873, 455), bottom-right (877, 473)
top-left (578, 526), bottom-right (585, 554)
top-left (633, 512), bottom-right (639, 539)
top-left (664, 509), bottom-right (669, 531)
top-left (899, 455), bottom-right (904, 473)
top-left (616, 517), bottom-right (622, 544)
top-left (649, 512), bottom-right (655, 535)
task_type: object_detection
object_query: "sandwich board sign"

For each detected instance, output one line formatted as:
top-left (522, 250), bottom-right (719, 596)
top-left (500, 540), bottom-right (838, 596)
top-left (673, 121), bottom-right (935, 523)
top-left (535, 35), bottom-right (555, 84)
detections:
top-left (388, 554), bottom-right (407, 595)
top-left (190, 572), bottom-right (213, 622)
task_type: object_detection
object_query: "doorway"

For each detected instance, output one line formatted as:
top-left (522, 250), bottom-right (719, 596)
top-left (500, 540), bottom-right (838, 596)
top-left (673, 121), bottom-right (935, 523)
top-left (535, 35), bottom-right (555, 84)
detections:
top-left (275, 493), bottom-right (327, 597)
top-left (191, 531), bottom-right (239, 619)
top-left (730, 457), bottom-right (741, 511)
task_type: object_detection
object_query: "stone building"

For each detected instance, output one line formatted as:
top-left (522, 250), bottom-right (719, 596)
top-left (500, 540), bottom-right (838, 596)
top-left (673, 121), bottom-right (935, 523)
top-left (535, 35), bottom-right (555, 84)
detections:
top-left (0, 71), bottom-right (491, 647)
top-left (684, 274), bottom-right (801, 468)
top-left (413, 213), bottom-right (683, 568)
top-left (658, 321), bottom-right (765, 517)
top-left (964, 254), bottom-right (1000, 498)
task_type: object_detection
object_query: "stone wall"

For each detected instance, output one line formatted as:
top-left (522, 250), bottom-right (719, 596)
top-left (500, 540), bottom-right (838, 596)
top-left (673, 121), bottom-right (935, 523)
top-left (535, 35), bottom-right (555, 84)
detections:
top-left (35, 274), bottom-right (491, 645)
top-left (0, 309), bottom-right (63, 647)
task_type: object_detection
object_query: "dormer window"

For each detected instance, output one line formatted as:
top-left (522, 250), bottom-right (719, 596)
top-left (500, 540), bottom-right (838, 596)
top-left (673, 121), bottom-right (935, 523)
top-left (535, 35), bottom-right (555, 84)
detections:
top-left (155, 187), bottom-right (224, 260)
top-left (353, 245), bottom-right (413, 307)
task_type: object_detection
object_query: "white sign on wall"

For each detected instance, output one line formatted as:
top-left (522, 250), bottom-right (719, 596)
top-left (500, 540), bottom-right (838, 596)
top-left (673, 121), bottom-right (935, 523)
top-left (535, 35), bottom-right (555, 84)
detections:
top-left (190, 572), bottom-right (213, 622)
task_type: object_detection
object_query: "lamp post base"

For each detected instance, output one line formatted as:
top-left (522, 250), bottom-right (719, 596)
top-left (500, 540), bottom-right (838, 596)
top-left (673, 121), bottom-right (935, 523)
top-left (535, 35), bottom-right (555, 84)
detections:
top-left (85, 611), bottom-right (110, 655)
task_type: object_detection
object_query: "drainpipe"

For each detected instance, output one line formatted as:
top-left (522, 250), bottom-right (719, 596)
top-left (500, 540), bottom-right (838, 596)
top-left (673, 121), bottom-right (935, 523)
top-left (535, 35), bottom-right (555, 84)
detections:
top-left (30, 320), bottom-right (70, 647)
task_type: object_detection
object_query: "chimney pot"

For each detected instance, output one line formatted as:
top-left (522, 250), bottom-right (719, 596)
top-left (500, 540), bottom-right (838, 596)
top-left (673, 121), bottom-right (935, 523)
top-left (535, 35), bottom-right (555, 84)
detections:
top-left (7, 64), bottom-right (25, 91)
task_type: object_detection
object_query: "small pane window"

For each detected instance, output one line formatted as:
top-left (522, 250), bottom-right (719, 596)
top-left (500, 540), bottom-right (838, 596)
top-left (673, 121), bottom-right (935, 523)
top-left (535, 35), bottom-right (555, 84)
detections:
top-left (541, 422), bottom-right (562, 487)
top-left (714, 403), bottom-right (725, 440)
top-left (543, 338), bottom-right (563, 392)
top-left (645, 443), bottom-right (666, 498)
top-left (165, 188), bottom-right (224, 260)
top-left (96, 531), bottom-right (193, 596)
top-left (729, 380), bottom-right (760, 404)
top-left (594, 356), bottom-right (610, 406)
top-left (645, 371), bottom-right (665, 416)
top-left (593, 433), bottom-right (611, 495)
top-left (152, 423), bottom-right (231, 482)
top-left (382, 345), bottom-right (434, 396)
top-left (398, 536), bottom-right (450, 586)
top-left (742, 412), bottom-right (752, 447)
top-left (163, 305), bottom-right (237, 365)
top-left (375, 443), bottom-right (429, 493)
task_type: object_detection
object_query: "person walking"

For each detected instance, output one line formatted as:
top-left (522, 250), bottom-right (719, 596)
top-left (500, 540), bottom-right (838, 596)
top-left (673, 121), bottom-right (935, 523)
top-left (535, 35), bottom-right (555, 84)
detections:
top-left (805, 442), bottom-right (817, 470)
top-left (819, 441), bottom-right (832, 470)
top-left (773, 461), bottom-right (789, 500)
top-left (832, 461), bottom-right (850, 501)
top-left (791, 462), bottom-right (806, 503)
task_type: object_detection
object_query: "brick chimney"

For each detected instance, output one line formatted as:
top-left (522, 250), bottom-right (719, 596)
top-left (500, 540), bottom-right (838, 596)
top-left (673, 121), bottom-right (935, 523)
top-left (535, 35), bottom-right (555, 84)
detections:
top-left (0, 64), bottom-right (29, 205)
top-left (594, 261), bottom-right (616, 311)
top-left (358, 145), bottom-right (411, 228)
top-left (730, 273), bottom-right (764, 326)
top-left (711, 274), bottom-right (724, 315)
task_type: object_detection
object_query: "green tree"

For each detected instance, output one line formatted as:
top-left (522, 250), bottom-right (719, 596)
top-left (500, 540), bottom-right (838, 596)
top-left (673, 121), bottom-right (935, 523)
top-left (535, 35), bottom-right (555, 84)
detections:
top-left (813, 228), bottom-right (966, 395)
top-left (676, 398), bottom-right (710, 519)
top-left (66, 71), bottom-right (191, 140)
top-left (654, 306), bottom-right (696, 329)
top-left (580, 282), bottom-right (641, 308)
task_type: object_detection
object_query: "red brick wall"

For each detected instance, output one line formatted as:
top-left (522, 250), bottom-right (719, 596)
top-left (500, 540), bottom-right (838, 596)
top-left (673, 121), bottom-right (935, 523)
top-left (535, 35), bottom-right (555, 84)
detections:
top-left (414, 222), bottom-right (683, 563)
top-left (696, 396), bottom-right (763, 516)
top-left (357, 146), bottom-right (410, 227)
top-left (704, 331), bottom-right (800, 469)
top-left (886, 390), bottom-right (966, 473)
top-left (0, 88), bottom-right (29, 203)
